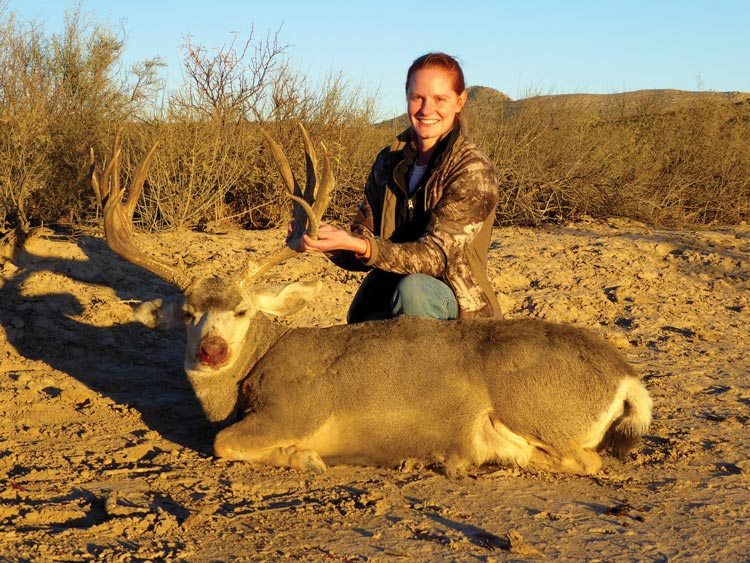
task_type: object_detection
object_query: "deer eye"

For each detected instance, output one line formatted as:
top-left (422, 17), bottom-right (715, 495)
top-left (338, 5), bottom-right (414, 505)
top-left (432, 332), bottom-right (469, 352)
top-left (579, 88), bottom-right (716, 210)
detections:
top-left (235, 309), bottom-right (248, 318)
top-left (183, 310), bottom-right (196, 323)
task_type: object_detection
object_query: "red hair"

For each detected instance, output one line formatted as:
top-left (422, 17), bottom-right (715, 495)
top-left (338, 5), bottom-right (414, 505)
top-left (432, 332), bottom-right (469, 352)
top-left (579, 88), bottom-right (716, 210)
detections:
top-left (405, 52), bottom-right (466, 95)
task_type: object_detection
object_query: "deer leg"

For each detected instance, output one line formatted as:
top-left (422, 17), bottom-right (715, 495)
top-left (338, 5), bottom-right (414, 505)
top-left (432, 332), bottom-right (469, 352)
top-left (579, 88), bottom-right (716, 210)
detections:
top-left (474, 415), bottom-right (602, 475)
top-left (222, 443), bottom-right (327, 474)
top-left (214, 416), bottom-right (328, 473)
top-left (567, 447), bottom-right (602, 474)
top-left (472, 413), bottom-right (535, 467)
top-left (528, 443), bottom-right (602, 475)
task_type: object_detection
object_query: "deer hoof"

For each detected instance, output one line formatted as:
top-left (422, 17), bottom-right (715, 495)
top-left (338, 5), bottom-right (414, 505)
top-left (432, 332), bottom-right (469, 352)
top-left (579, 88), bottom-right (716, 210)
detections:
top-left (290, 449), bottom-right (327, 474)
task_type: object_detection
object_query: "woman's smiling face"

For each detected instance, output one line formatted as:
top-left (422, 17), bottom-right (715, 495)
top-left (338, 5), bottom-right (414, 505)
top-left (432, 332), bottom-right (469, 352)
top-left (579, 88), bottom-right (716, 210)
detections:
top-left (407, 67), bottom-right (467, 153)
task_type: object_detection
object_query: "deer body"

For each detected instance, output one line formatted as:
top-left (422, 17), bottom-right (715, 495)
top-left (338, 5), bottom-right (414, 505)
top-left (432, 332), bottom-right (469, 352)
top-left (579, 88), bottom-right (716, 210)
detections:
top-left (207, 312), bottom-right (650, 474)
top-left (92, 126), bottom-right (651, 475)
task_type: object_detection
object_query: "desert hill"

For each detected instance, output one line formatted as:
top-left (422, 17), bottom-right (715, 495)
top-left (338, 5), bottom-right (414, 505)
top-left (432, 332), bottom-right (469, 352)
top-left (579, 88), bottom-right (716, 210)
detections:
top-left (381, 85), bottom-right (750, 125)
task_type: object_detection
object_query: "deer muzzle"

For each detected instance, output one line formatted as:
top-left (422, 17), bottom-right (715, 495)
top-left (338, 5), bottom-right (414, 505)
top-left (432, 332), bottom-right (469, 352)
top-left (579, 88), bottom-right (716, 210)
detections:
top-left (197, 335), bottom-right (229, 367)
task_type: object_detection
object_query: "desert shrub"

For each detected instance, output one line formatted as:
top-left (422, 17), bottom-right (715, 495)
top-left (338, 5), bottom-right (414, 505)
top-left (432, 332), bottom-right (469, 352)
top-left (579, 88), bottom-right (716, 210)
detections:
top-left (128, 31), bottom-right (386, 231)
top-left (467, 90), bottom-right (750, 226)
top-left (0, 5), bottom-right (161, 231)
top-left (2, 3), bottom-right (748, 232)
top-left (0, 13), bottom-right (53, 231)
top-left (43, 7), bottom-right (161, 225)
top-left (118, 120), bottom-right (247, 230)
top-left (633, 97), bottom-right (750, 225)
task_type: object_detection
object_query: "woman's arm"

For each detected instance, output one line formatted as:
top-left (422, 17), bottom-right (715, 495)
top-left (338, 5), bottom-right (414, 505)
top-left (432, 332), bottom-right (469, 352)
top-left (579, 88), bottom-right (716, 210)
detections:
top-left (362, 152), bottom-right (498, 277)
top-left (300, 147), bottom-right (388, 270)
top-left (302, 224), bottom-right (369, 256)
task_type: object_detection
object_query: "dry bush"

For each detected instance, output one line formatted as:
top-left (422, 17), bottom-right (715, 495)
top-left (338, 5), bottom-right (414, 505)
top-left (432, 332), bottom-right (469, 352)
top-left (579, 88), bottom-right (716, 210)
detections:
top-left (2, 4), bottom-right (748, 233)
top-left (43, 7), bottom-right (161, 224)
top-left (467, 90), bottom-right (750, 226)
top-left (0, 13), bottom-right (53, 231)
top-left (129, 30), bottom-right (386, 232)
top-left (122, 120), bottom-right (253, 230)
top-left (173, 28), bottom-right (286, 123)
top-left (0, 5), bottom-right (161, 232)
top-left (631, 97), bottom-right (750, 225)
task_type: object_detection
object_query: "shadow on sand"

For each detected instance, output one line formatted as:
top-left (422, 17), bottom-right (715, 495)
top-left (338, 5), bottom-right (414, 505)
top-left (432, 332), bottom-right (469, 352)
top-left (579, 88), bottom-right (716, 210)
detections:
top-left (0, 230), bottom-right (213, 453)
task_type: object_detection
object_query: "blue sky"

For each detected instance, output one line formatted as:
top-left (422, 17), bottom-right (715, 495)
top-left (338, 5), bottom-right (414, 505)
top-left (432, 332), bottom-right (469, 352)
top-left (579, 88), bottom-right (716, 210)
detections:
top-left (7, 0), bottom-right (750, 119)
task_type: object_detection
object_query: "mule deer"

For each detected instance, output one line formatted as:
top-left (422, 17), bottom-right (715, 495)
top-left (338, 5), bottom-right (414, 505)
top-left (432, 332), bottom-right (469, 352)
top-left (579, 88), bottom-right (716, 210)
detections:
top-left (90, 126), bottom-right (652, 475)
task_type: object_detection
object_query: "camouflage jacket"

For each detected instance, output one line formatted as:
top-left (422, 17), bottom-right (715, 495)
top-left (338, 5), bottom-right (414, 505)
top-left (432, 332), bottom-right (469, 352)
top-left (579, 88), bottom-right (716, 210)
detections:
top-left (338, 125), bottom-right (501, 319)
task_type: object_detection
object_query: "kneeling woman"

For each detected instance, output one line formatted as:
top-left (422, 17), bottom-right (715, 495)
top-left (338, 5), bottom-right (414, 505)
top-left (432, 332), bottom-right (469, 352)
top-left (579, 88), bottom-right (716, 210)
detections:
top-left (300, 52), bottom-right (501, 322)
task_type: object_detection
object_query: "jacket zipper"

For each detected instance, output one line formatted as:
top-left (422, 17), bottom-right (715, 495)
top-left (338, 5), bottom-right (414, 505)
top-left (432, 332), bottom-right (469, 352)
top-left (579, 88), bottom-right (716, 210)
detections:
top-left (406, 194), bottom-right (417, 223)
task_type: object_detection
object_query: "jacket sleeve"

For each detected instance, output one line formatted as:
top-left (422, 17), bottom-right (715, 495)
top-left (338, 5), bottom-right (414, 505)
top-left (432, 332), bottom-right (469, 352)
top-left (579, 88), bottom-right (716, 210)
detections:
top-left (324, 149), bottom-right (386, 272)
top-left (361, 152), bottom-right (498, 278)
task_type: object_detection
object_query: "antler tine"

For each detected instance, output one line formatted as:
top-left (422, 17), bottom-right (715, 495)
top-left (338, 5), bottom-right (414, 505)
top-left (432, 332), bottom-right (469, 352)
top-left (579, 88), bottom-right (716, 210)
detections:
top-left (110, 130), bottom-right (122, 202)
top-left (91, 130), bottom-right (124, 212)
top-left (309, 141), bottom-right (336, 236)
top-left (297, 122), bottom-right (318, 202)
top-left (238, 246), bottom-right (297, 285)
top-left (296, 123), bottom-right (320, 238)
top-left (98, 147), bottom-right (121, 203)
top-left (239, 124), bottom-right (336, 286)
top-left (259, 127), bottom-right (308, 239)
top-left (297, 123), bottom-right (337, 239)
top-left (91, 133), bottom-right (192, 291)
top-left (259, 128), bottom-right (302, 198)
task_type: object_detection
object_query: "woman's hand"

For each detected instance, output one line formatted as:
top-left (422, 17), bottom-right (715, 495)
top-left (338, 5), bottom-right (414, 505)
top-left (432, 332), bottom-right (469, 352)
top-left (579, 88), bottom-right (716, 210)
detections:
top-left (301, 223), bottom-right (368, 255)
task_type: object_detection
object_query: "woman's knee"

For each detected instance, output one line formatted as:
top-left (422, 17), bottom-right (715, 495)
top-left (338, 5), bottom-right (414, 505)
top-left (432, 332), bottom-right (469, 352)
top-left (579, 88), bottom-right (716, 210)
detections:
top-left (391, 274), bottom-right (458, 320)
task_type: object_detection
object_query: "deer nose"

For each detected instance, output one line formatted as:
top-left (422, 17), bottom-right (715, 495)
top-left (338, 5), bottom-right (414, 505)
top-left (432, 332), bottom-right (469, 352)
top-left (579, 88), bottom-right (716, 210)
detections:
top-left (197, 335), bottom-right (228, 367)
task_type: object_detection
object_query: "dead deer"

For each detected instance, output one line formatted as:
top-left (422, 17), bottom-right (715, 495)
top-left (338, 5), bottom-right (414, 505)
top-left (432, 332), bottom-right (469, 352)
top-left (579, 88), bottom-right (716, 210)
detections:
top-left (90, 126), bottom-right (652, 476)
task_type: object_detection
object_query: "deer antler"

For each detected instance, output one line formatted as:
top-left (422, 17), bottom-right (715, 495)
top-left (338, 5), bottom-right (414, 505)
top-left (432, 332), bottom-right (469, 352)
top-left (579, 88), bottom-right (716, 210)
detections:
top-left (238, 123), bottom-right (336, 285)
top-left (90, 131), bottom-right (193, 290)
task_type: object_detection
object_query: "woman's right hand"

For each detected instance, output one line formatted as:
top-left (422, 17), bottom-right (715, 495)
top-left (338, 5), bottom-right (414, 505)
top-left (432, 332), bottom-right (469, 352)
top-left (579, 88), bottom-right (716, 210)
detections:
top-left (288, 220), bottom-right (369, 257)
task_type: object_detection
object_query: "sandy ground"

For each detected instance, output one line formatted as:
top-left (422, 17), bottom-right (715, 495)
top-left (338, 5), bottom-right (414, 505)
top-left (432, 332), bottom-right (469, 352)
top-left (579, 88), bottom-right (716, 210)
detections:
top-left (0, 219), bottom-right (748, 561)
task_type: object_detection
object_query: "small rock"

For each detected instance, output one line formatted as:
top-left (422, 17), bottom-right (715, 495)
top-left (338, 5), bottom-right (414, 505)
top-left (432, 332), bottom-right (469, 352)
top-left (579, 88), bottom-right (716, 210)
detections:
top-left (116, 443), bottom-right (156, 464)
top-left (16, 373), bottom-right (32, 385)
top-left (182, 504), bottom-right (218, 529)
top-left (637, 270), bottom-right (659, 281)
top-left (2, 261), bottom-right (18, 275)
top-left (653, 242), bottom-right (680, 256)
top-left (104, 492), bottom-right (151, 517)
top-left (495, 272), bottom-right (531, 292)
top-left (495, 292), bottom-right (516, 315)
top-left (19, 507), bottom-right (86, 526)
top-left (507, 529), bottom-right (543, 557)
top-left (0, 506), bottom-right (21, 520)
top-left (602, 331), bottom-right (633, 350)
top-left (153, 512), bottom-right (179, 535)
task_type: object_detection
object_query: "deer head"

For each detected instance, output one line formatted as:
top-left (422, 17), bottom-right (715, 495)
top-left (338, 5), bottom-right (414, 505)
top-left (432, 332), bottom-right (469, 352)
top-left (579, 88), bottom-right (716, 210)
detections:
top-left (90, 125), bottom-right (335, 422)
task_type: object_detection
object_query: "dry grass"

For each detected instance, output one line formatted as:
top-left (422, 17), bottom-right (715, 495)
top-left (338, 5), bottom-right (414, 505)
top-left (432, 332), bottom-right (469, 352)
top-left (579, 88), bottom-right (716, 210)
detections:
top-left (1, 6), bottom-right (748, 234)
top-left (0, 6), bottom-right (161, 231)
top-left (467, 90), bottom-right (750, 226)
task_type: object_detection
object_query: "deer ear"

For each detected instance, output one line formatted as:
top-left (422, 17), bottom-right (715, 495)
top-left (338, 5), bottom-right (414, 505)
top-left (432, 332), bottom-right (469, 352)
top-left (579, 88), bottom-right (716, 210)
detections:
top-left (254, 280), bottom-right (322, 317)
top-left (133, 294), bottom-right (186, 329)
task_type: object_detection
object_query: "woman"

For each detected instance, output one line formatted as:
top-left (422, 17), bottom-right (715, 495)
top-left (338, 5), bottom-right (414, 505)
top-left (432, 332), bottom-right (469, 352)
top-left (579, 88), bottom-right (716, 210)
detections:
top-left (301, 52), bottom-right (501, 322)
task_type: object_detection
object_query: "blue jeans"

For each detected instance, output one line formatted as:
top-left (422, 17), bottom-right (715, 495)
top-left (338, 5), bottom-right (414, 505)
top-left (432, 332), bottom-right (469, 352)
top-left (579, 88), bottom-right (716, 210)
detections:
top-left (390, 274), bottom-right (458, 320)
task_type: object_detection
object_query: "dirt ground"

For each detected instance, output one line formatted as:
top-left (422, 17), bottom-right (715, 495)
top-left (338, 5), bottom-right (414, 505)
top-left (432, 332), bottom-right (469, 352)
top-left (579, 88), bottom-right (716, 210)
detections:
top-left (1, 219), bottom-right (748, 561)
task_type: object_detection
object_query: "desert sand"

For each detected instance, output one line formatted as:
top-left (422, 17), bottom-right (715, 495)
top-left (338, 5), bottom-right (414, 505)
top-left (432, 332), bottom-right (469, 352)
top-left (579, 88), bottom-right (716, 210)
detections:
top-left (1, 218), bottom-right (748, 560)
